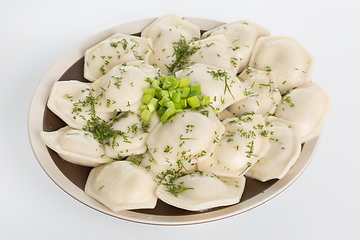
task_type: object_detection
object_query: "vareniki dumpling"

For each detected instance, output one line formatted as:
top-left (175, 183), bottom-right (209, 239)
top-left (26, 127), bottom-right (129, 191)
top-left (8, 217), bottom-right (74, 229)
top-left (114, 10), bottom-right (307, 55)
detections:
top-left (84, 33), bottom-right (153, 82)
top-left (141, 14), bottom-right (200, 75)
top-left (85, 161), bottom-right (158, 212)
top-left (227, 67), bottom-right (281, 117)
top-left (198, 114), bottom-right (270, 178)
top-left (46, 80), bottom-right (112, 130)
top-left (91, 61), bottom-right (160, 113)
top-left (275, 82), bottom-right (331, 142)
top-left (249, 36), bottom-right (314, 93)
top-left (156, 172), bottom-right (246, 211)
top-left (203, 20), bottom-right (270, 73)
top-left (146, 107), bottom-right (225, 169)
top-left (186, 34), bottom-right (240, 74)
top-left (246, 116), bottom-right (301, 181)
top-left (40, 126), bottom-right (111, 167)
top-left (175, 63), bottom-right (246, 112)
top-left (104, 110), bottom-right (160, 158)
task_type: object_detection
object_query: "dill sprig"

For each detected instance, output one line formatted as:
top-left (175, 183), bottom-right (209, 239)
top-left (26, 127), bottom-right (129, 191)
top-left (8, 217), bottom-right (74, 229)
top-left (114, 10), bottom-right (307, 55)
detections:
top-left (166, 37), bottom-right (200, 74)
top-left (156, 160), bottom-right (194, 197)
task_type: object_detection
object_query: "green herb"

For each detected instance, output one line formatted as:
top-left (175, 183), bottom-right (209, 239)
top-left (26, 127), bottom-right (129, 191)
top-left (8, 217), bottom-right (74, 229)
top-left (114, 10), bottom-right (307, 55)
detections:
top-left (138, 75), bottom-right (211, 123)
top-left (155, 161), bottom-right (194, 197)
top-left (207, 69), bottom-right (235, 99)
top-left (165, 37), bottom-right (200, 74)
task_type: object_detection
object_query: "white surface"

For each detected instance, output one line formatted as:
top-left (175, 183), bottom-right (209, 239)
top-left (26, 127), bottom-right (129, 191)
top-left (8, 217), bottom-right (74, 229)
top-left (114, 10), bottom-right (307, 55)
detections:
top-left (1, 0), bottom-right (358, 239)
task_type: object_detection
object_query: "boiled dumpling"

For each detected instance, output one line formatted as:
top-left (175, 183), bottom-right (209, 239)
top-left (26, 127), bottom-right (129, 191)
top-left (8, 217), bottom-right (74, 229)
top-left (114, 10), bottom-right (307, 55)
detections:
top-left (275, 82), bottom-right (331, 142)
top-left (141, 14), bottom-right (200, 75)
top-left (40, 126), bottom-right (111, 167)
top-left (46, 80), bottom-right (112, 129)
top-left (84, 33), bottom-right (153, 82)
top-left (85, 161), bottom-right (158, 212)
top-left (146, 107), bottom-right (225, 169)
top-left (156, 172), bottom-right (245, 211)
top-left (136, 153), bottom-right (170, 177)
top-left (186, 34), bottom-right (240, 74)
top-left (249, 36), bottom-right (314, 93)
top-left (203, 20), bottom-right (270, 73)
top-left (104, 110), bottom-right (160, 158)
top-left (175, 63), bottom-right (246, 112)
top-left (246, 116), bottom-right (301, 181)
top-left (227, 67), bottom-right (281, 116)
top-left (197, 114), bottom-right (270, 178)
top-left (91, 61), bottom-right (160, 113)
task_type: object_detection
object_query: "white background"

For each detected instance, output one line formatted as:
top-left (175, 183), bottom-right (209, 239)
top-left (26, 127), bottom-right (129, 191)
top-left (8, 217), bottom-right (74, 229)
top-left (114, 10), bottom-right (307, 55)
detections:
top-left (1, 0), bottom-right (359, 239)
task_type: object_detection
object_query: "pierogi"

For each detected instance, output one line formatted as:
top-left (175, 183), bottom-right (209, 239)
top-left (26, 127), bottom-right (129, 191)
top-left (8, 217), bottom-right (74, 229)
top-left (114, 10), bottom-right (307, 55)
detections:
top-left (141, 14), bottom-right (200, 75)
top-left (227, 67), bottom-right (281, 117)
top-left (249, 36), bottom-right (314, 93)
top-left (146, 107), bottom-right (225, 168)
top-left (245, 117), bottom-right (301, 181)
top-left (40, 14), bottom-right (330, 213)
top-left (204, 20), bottom-right (270, 73)
top-left (175, 63), bottom-right (246, 112)
top-left (85, 161), bottom-right (158, 212)
top-left (40, 126), bottom-right (111, 167)
top-left (84, 33), bottom-right (153, 82)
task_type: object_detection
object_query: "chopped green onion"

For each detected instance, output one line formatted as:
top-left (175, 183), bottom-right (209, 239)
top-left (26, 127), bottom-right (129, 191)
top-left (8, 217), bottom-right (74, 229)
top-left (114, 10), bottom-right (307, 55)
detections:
top-left (171, 91), bottom-right (181, 103)
top-left (190, 82), bottom-right (201, 94)
top-left (139, 76), bottom-right (212, 123)
top-left (141, 93), bottom-right (153, 104)
top-left (141, 109), bottom-right (152, 122)
top-left (181, 87), bottom-right (191, 99)
top-left (179, 77), bottom-right (190, 88)
top-left (187, 95), bottom-right (201, 108)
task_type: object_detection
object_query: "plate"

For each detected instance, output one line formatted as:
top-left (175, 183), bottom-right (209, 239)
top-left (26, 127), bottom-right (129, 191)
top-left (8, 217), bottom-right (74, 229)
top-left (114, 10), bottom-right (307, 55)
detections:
top-left (28, 17), bottom-right (320, 225)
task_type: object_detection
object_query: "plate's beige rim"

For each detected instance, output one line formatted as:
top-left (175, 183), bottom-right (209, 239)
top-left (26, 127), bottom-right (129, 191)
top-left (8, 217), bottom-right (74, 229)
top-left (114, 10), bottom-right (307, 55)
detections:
top-left (28, 17), bottom-right (320, 225)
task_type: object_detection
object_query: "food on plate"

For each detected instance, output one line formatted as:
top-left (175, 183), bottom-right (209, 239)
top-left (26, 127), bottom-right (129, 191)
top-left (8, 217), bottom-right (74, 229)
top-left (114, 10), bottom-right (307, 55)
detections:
top-left (156, 172), bottom-right (246, 211)
top-left (227, 67), bottom-right (281, 117)
top-left (40, 13), bottom-right (331, 212)
top-left (40, 126), bottom-right (111, 167)
top-left (274, 82), bottom-right (331, 142)
top-left (141, 14), bottom-right (200, 75)
top-left (146, 107), bottom-right (225, 169)
top-left (248, 36), bottom-right (314, 93)
top-left (85, 161), bottom-right (158, 212)
top-left (84, 33), bottom-right (153, 82)
top-left (175, 63), bottom-right (246, 112)
top-left (245, 116), bottom-right (301, 181)
top-left (197, 114), bottom-right (270, 178)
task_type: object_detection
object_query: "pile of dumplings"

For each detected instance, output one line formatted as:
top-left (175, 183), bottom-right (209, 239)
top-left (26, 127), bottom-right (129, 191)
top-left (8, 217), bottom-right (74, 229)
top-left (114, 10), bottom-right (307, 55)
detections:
top-left (41, 14), bottom-right (331, 212)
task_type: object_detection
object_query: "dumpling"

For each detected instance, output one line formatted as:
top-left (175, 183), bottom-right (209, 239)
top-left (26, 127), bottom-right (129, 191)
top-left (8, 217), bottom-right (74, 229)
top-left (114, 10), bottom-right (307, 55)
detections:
top-left (141, 13), bottom-right (200, 75)
top-left (137, 152), bottom-right (197, 178)
top-left (274, 82), bottom-right (331, 142)
top-left (197, 114), bottom-right (270, 178)
top-left (156, 172), bottom-right (246, 211)
top-left (203, 20), bottom-right (270, 73)
top-left (84, 33), bottom-right (153, 82)
top-left (46, 80), bottom-right (112, 129)
top-left (246, 116), bottom-right (301, 181)
top-left (85, 161), bottom-right (158, 212)
top-left (227, 67), bottom-right (281, 116)
top-left (40, 126), bottom-right (111, 167)
top-left (91, 61), bottom-right (160, 113)
top-left (137, 153), bottom-right (170, 177)
top-left (104, 110), bottom-right (160, 158)
top-left (146, 107), bottom-right (225, 169)
top-left (186, 34), bottom-right (240, 74)
top-left (175, 63), bottom-right (246, 112)
top-left (249, 36), bottom-right (314, 93)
